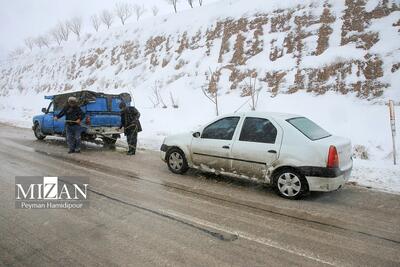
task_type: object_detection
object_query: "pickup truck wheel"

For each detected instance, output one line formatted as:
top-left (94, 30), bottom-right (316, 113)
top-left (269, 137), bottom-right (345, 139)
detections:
top-left (273, 168), bottom-right (308, 200)
top-left (33, 123), bottom-right (46, 140)
top-left (167, 148), bottom-right (189, 174)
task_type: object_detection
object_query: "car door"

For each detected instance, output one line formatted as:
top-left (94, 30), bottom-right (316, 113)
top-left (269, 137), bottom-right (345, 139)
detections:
top-left (42, 102), bottom-right (55, 134)
top-left (53, 103), bottom-right (66, 134)
top-left (191, 116), bottom-right (241, 172)
top-left (230, 116), bottom-right (282, 180)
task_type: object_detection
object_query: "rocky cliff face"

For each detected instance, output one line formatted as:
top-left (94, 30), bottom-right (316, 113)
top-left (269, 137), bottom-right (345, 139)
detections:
top-left (1, 0), bottom-right (399, 100)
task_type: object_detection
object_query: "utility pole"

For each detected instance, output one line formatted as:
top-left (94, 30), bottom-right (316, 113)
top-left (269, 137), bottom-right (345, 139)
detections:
top-left (389, 100), bottom-right (397, 165)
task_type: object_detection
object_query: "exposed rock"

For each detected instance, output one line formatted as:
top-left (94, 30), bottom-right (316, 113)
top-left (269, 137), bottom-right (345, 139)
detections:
top-left (0, 0), bottom-right (397, 100)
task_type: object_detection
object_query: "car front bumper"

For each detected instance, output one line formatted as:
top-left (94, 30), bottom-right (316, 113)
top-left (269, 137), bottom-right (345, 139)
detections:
top-left (160, 144), bottom-right (169, 162)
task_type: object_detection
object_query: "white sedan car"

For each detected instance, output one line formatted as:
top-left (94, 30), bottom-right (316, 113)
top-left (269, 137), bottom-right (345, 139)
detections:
top-left (160, 112), bottom-right (352, 199)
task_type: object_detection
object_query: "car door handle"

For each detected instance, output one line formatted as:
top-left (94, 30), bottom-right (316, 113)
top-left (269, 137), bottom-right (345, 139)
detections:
top-left (222, 145), bottom-right (230, 149)
top-left (268, 150), bottom-right (277, 154)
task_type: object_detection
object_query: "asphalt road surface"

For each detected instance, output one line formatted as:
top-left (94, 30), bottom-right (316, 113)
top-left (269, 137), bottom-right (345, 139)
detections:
top-left (0, 124), bottom-right (399, 266)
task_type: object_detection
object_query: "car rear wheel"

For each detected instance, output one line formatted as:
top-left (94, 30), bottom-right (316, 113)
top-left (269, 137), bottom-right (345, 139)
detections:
top-left (167, 148), bottom-right (189, 174)
top-left (33, 123), bottom-right (46, 140)
top-left (273, 168), bottom-right (308, 200)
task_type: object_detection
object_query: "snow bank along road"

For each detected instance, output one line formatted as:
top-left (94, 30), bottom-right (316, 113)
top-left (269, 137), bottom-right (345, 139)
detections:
top-left (0, 124), bottom-right (399, 266)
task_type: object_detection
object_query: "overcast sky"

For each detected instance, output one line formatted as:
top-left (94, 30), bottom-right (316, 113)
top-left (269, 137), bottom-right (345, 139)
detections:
top-left (0, 0), bottom-right (219, 60)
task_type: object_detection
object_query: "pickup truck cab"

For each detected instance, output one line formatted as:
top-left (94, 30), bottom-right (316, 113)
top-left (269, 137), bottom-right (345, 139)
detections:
top-left (160, 112), bottom-right (353, 199)
top-left (32, 91), bottom-right (131, 145)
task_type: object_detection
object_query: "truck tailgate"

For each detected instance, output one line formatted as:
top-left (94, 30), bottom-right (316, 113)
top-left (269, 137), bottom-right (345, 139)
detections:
top-left (89, 113), bottom-right (121, 127)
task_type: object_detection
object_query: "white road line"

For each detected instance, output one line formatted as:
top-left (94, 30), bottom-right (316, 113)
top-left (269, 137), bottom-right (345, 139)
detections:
top-left (162, 209), bottom-right (338, 266)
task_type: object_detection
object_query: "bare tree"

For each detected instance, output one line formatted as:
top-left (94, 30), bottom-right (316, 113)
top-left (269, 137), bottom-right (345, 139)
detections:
top-left (202, 68), bottom-right (220, 116)
top-left (133, 4), bottom-right (146, 21)
top-left (198, 0), bottom-right (203, 6)
top-left (35, 35), bottom-right (50, 49)
top-left (166, 0), bottom-right (179, 13)
top-left (56, 22), bottom-right (70, 41)
top-left (187, 0), bottom-right (194, 8)
top-left (242, 75), bottom-right (260, 111)
top-left (67, 17), bottom-right (83, 40)
top-left (170, 92), bottom-right (179, 108)
top-left (115, 2), bottom-right (132, 25)
top-left (151, 6), bottom-right (159, 16)
top-left (50, 28), bottom-right (63, 45)
top-left (100, 10), bottom-right (114, 29)
top-left (91, 15), bottom-right (101, 32)
top-left (149, 82), bottom-right (167, 108)
top-left (24, 38), bottom-right (34, 51)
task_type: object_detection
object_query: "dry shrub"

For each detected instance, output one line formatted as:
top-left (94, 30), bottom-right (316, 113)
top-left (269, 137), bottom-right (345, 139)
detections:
top-left (145, 36), bottom-right (166, 56)
top-left (190, 30), bottom-right (202, 49)
top-left (393, 19), bottom-right (400, 32)
top-left (315, 7), bottom-right (335, 55)
top-left (391, 63), bottom-right (400, 73)
top-left (175, 59), bottom-right (187, 70)
top-left (269, 39), bottom-right (284, 61)
top-left (176, 32), bottom-right (189, 54)
top-left (231, 34), bottom-right (246, 65)
top-left (353, 145), bottom-right (369, 160)
top-left (218, 18), bottom-right (248, 62)
top-left (263, 71), bottom-right (286, 96)
top-left (228, 66), bottom-right (256, 90)
top-left (270, 9), bottom-right (293, 33)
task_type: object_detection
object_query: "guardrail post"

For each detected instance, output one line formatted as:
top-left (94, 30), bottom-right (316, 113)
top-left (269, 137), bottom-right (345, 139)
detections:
top-left (389, 100), bottom-right (397, 165)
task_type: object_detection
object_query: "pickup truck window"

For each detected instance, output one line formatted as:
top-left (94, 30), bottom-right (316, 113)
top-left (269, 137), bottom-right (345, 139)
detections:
top-left (47, 102), bottom-right (54, 113)
top-left (239, 117), bottom-right (277, 144)
top-left (201, 117), bottom-right (240, 140)
top-left (287, 117), bottom-right (331, 141)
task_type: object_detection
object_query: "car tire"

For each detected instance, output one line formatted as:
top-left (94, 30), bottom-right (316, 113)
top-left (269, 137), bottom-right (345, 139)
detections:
top-left (273, 168), bottom-right (308, 200)
top-left (166, 148), bottom-right (189, 174)
top-left (33, 122), bottom-right (46, 140)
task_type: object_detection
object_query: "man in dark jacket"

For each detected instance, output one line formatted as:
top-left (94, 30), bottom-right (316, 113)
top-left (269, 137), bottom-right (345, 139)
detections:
top-left (54, 96), bottom-right (85, 154)
top-left (119, 102), bottom-right (142, 155)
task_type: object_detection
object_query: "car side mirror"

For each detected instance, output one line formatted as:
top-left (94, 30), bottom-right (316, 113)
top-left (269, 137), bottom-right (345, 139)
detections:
top-left (41, 108), bottom-right (47, 114)
top-left (192, 132), bottom-right (201, 138)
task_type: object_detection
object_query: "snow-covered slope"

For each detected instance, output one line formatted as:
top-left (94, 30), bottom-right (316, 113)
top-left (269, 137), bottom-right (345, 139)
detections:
top-left (1, 0), bottom-right (399, 99)
top-left (0, 0), bottom-right (399, 192)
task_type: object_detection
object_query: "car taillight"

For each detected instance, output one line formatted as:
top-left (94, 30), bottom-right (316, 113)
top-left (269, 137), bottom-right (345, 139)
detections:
top-left (85, 116), bottom-right (91, 125)
top-left (327, 145), bottom-right (339, 168)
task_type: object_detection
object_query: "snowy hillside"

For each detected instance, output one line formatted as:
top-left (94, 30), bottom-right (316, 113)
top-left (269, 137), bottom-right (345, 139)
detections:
top-left (0, 0), bottom-right (399, 191)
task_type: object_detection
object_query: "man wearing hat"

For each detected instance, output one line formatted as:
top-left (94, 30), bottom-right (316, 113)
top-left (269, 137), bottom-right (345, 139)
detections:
top-left (119, 102), bottom-right (142, 155)
top-left (54, 96), bottom-right (85, 154)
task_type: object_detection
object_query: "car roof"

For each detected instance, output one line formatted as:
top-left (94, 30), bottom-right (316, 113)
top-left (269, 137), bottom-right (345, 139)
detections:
top-left (223, 111), bottom-right (300, 120)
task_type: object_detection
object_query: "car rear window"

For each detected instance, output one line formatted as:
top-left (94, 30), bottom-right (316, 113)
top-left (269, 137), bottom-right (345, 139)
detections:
top-left (287, 117), bottom-right (331, 141)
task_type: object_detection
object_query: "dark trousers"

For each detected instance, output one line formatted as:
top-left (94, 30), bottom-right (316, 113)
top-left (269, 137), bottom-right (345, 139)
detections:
top-left (66, 124), bottom-right (82, 152)
top-left (126, 131), bottom-right (138, 153)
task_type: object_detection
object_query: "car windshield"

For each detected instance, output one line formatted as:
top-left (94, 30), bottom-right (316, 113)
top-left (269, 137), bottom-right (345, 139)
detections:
top-left (287, 117), bottom-right (331, 141)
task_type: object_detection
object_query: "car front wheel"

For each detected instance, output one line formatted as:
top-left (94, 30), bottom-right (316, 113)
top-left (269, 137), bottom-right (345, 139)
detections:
top-left (33, 123), bottom-right (46, 140)
top-left (166, 148), bottom-right (189, 174)
top-left (273, 168), bottom-right (308, 200)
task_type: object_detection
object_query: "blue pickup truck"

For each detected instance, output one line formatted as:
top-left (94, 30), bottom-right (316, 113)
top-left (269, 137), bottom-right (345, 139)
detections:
top-left (32, 91), bottom-right (131, 145)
